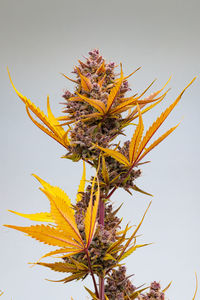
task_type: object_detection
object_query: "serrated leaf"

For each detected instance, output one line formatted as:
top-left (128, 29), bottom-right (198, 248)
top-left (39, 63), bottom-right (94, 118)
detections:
top-left (36, 248), bottom-right (82, 263)
top-left (96, 60), bottom-right (106, 74)
top-left (135, 78), bottom-right (196, 163)
top-left (48, 272), bottom-right (86, 283)
top-left (129, 104), bottom-right (144, 164)
top-left (76, 68), bottom-right (92, 92)
top-left (103, 253), bottom-right (116, 261)
top-left (76, 92), bottom-right (106, 114)
top-left (94, 145), bottom-right (130, 167)
top-left (33, 174), bottom-right (71, 207)
top-left (106, 65), bottom-right (123, 112)
top-left (125, 286), bottom-right (149, 299)
top-left (7, 68), bottom-right (70, 149)
top-left (42, 187), bottom-right (83, 245)
top-left (85, 176), bottom-right (100, 247)
top-left (37, 262), bottom-right (78, 273)
top-left (138, 123), bottom-right (179, 163)
top-left (76, 161), bottom-right (86, 202)
top-left (8, 210), bottom-right (54, 222)
top-left (131, 185), bottom-right (153, 197)
top-left (4, 224), bottom-right (83, 249)
top-left (118, 202), bottom-right (151, 261)
top-left (118, 243), bottom-right (150, 262)
top-left (84, 287), bottom-right (99, 299)
top-left (101, 155), bottom-right (109, 184)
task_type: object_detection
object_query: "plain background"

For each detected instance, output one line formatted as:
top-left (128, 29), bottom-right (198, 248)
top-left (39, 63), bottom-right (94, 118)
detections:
top-left (0, 0), bottom-right (199, 299)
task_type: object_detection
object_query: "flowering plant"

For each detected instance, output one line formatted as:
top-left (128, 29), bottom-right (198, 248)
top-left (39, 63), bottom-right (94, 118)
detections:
top-left (5, 49), bottom-right (197, 299)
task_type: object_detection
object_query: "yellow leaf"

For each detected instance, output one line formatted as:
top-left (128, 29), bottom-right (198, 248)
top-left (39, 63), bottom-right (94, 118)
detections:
top-left (7, 68), bottom-right (69, 149)
top-left (135, 78), bottom-right (196, 163)
top-left (95, 144), bottom-right (130, 167)
top-left (98, 74), bottom-right (106, 88)
top-left (131, 185), bottom-right (153, 197)
top-left (48, 272), bottom-right (87, 283)
top-left (84, 176), bottom-right (100, 247)
top-left (75, 67), bottom-right (92, 92)
top-left (118, 243), bottom-right (150, 262)
top-left (8, 210), bottom-right (54, 223)
top-left (103, 253), bottom-right (116, 261)
top-left (76, 161), bottom-right (86, 202)
top-left (118, 201), bottom-right (151, 261)
top-left (4, 224), bottom-right (83, 249)
top-left (123, 67), bottom-right (141, 80)
top-left (61, 72), bottom-right (78, 84)
top-left (192, 273), bottom-right (198, 300)
top-left (138, 123), bottom-right (179, 163)
top-left (36, 248), bottom-right (82, 262)
top-left (96, 60), bottom-right (106, 74)
top-left (76, 92), bottom-right (106, 114)
top-left (101, 155), bottom-right (109, 184)
top-left (46, 96), bottom-right (66, 138)
top-left (129, 104), bottom-right (144, 164)
top-left (162, 281), bottom-right (172, 293)
top-left (106, 65), bottom-right (124, 112)
top-left (33, 174), bottom-right (71, 207)
top-left (84, 287), bottom-right (99, 300)
top-left (41, 187), bottom-right (83, 245)
top-left (36, 262), bottom-right (79, 273)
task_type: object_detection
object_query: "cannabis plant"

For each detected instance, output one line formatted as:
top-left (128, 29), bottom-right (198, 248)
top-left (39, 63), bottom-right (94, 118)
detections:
top-left (5, 49), bottom-right (197, 299)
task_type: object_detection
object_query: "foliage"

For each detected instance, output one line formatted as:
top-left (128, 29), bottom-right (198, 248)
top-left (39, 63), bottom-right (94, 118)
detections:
top-left (5, 49), bottom-right (197, 299)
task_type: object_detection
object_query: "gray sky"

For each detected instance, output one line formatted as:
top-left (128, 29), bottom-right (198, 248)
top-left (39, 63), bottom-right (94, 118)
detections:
top-left (0, 0), bottom-right (200, 299)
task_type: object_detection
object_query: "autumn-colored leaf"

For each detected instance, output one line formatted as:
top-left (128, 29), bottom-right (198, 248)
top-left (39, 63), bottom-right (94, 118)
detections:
top-left (95, 145), bottom-right (130, 167)
top-left (135, 78), bottom-right (196, 164)
top-left (8, 210), bottom-right (54, 223)
top-left (76, 67), bottom-right (93, 92)
top-left (129, 104), bottom-right (144, 164)
top-left (106, 65), bottom-right (123, 112)
top-left (76, 161), bottom-right (86, 202)
top-left (101, 155), bottom-right (109, 184)
top-left (76, 92), bottom-right (106, 114)
top-left (85, 176), bottom-right (100, 247)
top-left (4, 224), bottom-right (82, 249)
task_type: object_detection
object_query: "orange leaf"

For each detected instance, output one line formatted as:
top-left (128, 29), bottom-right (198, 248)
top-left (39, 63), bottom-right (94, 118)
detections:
top-left (84, 176), bottom-right (100, 247)
top-left (95, 144), bottom-right (130, 167)
top-left (135, 78), bottom-right (196, 163)
top-left (76, 93), bottom-right (106, 114)
top-left (129, 105), bottom-right (144, 164)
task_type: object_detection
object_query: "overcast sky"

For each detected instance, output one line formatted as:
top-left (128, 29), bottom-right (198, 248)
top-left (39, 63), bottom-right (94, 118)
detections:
top-left (0, 0), bottom-right (200, 299)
